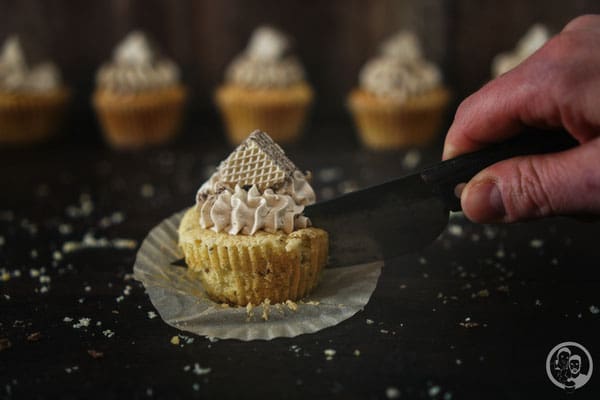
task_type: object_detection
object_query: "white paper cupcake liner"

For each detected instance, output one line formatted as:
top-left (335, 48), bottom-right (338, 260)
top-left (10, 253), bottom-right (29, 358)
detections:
top-left (133, 210), bottom-right (383, 341)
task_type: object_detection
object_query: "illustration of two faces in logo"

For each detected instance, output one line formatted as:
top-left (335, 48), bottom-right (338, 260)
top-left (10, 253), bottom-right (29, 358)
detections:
top-left (551, 346), bottom-right (589, 392)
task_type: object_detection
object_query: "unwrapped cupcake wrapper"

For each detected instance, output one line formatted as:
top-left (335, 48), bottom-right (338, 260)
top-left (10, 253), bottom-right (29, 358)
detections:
top-left (0, 89), bottom-right (70, 145)
top-left (215, 84), bottom-right (313, 145)
top-left (133, 210), bottom-right (383, 341)
top-left (348, 87), bottom-right (450, 149)
top-left (93, 85), bottom-right (187, 149)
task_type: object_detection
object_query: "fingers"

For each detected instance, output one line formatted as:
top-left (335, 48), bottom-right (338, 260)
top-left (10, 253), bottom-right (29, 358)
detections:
top-left (460, 137), bottom-right (600, 223)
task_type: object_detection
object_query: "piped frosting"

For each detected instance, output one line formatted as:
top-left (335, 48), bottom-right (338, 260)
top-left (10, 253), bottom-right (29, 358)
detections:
top-left (359, 31), bottom-right (441, 100)
top-left (225, 26), bottom-right (305, 88)
top-left (492, 24), bottom-right (550, 77)
top-left (96, 31), bottom-right (180, 93)
top-left (0, 36), bottom-right (62, 92)
top-left (195, 130), bottom-right (315, 235)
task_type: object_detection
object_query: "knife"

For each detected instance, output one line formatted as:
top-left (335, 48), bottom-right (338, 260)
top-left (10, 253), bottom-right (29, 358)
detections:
top-left (304, 129), bottom-right (578, 267)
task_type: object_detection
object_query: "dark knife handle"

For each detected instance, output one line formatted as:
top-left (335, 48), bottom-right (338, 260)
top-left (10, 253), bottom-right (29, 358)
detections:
top-left (420, 129), bottom-right (579, 211)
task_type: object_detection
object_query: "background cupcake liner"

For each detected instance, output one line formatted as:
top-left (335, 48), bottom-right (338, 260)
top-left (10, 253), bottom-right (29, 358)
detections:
top-left (215, 84), bottom-right (313, 145)
top-left (0, 88), bottom-right (70, 145)
top-left (133, 210), bottom-right (383, 341)
top-left (348, 87), bottom-right (450, 149)
top-left (93, 85), bottom-right (187, 149)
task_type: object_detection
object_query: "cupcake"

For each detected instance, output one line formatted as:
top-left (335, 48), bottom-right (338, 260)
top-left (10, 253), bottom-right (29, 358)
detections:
top-left (215, 26), bottom-right (313, 145)
top-left (93, 31), bottom-right (187, 149)
top-left (348, 31), bottom-right (450, 149)
top-left (0, 36), bottom-right (69, 145)
top-left (178, 130), bottom-right (328, 306)
top-left (492, 24), bottom-right (550, 77)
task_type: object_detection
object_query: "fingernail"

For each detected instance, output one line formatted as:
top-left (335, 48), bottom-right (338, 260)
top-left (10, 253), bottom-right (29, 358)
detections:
top-left (463, 180), bottom-right (505, 222)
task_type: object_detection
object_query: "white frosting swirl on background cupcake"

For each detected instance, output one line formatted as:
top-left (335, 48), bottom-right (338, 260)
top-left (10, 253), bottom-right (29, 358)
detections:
top-left (0, 36), bottom-right (62, 92)
top-left (359, 31), bottom-right (441, 101)
top-left (196, 169), bottom-right (315, 235)
top-left (96, 31), bottom-right (180, 93)
top-left (225, 26), bottom-right (305, 88)
top-left (492, 24), bottom-right (550, 77)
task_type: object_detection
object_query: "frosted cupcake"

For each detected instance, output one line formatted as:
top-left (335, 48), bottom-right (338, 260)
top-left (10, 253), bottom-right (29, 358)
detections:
top-left (215, 26), bottom-right (313, 145)
top-left (348, 31), bottom-right (450, 149)
top-left (0, 36), bottom-right (70, 145)
top-left (492, 24), bottom-right (550, 77)
top-left (93, 31), bottom-right (187, 149)
top-left (178, 130), bottom-right (328, 306)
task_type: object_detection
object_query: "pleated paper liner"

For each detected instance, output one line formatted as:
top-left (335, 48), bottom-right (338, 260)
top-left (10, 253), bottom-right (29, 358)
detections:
top-left (133, 209), bottom-right (382, 341)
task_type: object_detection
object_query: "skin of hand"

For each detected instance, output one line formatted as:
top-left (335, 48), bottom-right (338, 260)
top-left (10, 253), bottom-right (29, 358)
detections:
top-left (443, 14), bottom-right (600, 223)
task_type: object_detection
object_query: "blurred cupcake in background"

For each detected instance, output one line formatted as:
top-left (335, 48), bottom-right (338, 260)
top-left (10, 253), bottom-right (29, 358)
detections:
top-left (348, 31), bottom-right (450, 150)
top-left (492, 24), bottom-right (550, 77)
top-left (93, 31), bottom-right (187, 149)
top-left (215, 26), bottom-right (313, 145)
top-left (0, 36), bottom-right (70, 145)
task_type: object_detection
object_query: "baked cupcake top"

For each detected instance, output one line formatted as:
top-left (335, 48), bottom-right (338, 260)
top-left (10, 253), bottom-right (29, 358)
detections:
top-left (0, 36), bottom-right (62, 92)
top-left (492, 24), bottom-right (550, 77)
top-left (225, 26), bottom-right (306, 89)
top-left (96, 31), bottom-right (180, 93)
top-left (196, 130), bottom-right (315, 235)
top-left (359, 31), bottom-right (441, 101)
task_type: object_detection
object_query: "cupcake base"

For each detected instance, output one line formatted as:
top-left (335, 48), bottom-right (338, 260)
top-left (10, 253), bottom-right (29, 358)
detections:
top-left (178, 207), bottom-right (328, 306)
top-left (215, 83), bottom-right (313, 145)
top-left (0, 88), bottom-right (70, 145)
top-left (93, 85), bottom-right (187, 149)
top-left (348, 87), bottom-right (450, 149)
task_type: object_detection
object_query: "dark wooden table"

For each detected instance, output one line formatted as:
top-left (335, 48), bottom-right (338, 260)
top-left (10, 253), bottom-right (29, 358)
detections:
top-left (1, 122), bottom-right (599, 399)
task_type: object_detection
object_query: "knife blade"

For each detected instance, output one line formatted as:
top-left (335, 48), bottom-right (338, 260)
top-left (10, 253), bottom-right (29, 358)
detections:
top-left (304, 130), bottom-right (578, 267)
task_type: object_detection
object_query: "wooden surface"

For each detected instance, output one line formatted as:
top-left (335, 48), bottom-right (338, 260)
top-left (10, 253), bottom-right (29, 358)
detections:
top-left (1, 124), bottom-right (599, 399)
top-left (1, 0), bottom-right (600, 135)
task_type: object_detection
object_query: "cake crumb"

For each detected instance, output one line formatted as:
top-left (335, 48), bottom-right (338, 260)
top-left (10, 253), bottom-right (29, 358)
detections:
top-left (386, 386), bottom-right (401, 399)
top-left (170, 336), bottom-right (180, 345)
top-left (324, 349), bottom-right (336, 360)
top-left (353, 349), bottom-right (361, 357)
top-left (285, 300), bottom-right (298, 311)
top-left (366, 319), bottom-right (374, 325)
top-left (192, 363), bottom-right (211, 376)
top-left (590, 305), bottom-right (599, 314)
top-left (261, 298), bottom-right (272, 321)
top-left (26, 332), bottom-right (42, 342)
top-left (529, 239), bottom-right (544, 248)
top-left (246, 303), bottom-right (254, 320)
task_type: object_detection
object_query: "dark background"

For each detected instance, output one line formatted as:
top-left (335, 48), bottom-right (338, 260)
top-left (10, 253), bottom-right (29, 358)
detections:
top-left (2, 2), bottom-right (600, 400)
top-left (1, 0), bottom-right (600, 140)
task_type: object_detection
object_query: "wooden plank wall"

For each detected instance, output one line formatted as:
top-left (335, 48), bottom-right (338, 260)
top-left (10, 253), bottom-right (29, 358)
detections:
top-left (0, 0), bottom-right (599, 127)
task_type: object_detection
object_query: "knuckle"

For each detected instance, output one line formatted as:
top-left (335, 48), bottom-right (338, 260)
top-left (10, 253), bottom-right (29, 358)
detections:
top-left (504, 158), bottom-right (555, 220)
top-left (563, 14), bottom-right (600, 32)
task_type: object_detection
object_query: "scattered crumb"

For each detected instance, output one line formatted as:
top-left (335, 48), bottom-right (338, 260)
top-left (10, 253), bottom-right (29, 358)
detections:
top-left (62, 233), bottom-right (137, 253)
top-left (245, 303), bottom-right (254, 320)
top-left (302, 300), bottom-right (320, 306)
top-left (366, 319), bottom-right (374, 325)
top-left (455, 359), bottom-right (462, 365)
top-left (73, 318), bottom-right (91, 329)
top-left (140, 184), bottom-right (155, 198)
top-left (386, 386), bottom-right (401, 399)
top-left (63, 317), bottom-right (73, 322)
top-left (402, 149), bottom-right (421, 169)
top-left (170, 336), bottom-right (180, 345)
top-left (590, 305), bottom-right (599, 314)
top-left (192, 363), bottom-right (211, 376)
top-left (147, 311), bottom-right (158, 319)
top-left (380, 329), bottom-right (389, 334)
top-left (535, 299), bottom-right (542, 307)
top-left (324, 349), bottom-right (336, 361)
top-left (87, 349), bottom-right (104, 359)
top-left (58, 224), bottom-right (73, 235)
top-left (447, 224), bottom-right (463, 237)
top-left (102, 329), bottom-right (115, 338)
top-left (496, 285), bottom-right (509, 293)
top-left (285, 300), bottom-right (298, 311)
top-left (26, 332), bottom-right (42, 342)
top-left (64, 366), bottom-right (79, 374)
top-left (529, 239), bottom-right (544, 248)
top-left (353, 349), bottom-right (361, 357)
top-left (261, 298), bottom-right (271, 321)
top-left (474, 289), bottom-right (490, 298)
top-left (192, 383), bottom-right (200, 391)
top-left (428, 385), bottom-right (441, 397)
top-left (317, 167), bottom-right (343, 183)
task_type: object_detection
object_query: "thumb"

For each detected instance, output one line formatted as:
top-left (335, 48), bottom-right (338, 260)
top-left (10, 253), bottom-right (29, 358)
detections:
top-left (460, 138), bottom-right (600, 223)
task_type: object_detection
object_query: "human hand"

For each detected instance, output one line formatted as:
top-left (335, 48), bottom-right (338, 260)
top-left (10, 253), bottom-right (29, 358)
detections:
top-left (443, 15), bottom-right (600, 223)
